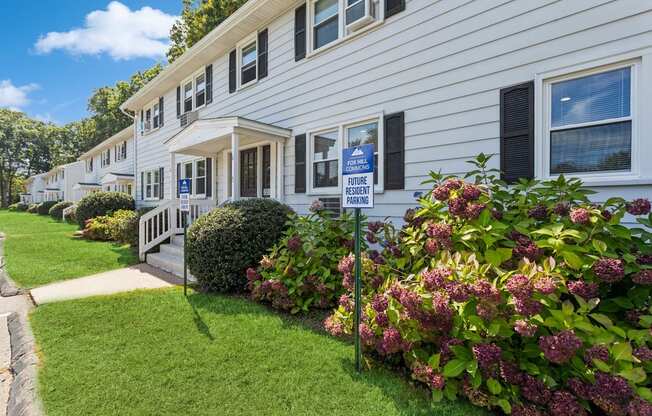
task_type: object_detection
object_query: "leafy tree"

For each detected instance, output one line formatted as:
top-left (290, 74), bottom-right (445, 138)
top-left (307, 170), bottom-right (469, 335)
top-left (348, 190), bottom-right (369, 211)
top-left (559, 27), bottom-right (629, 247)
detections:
top-left (167, 0), bottom-right (247, 63)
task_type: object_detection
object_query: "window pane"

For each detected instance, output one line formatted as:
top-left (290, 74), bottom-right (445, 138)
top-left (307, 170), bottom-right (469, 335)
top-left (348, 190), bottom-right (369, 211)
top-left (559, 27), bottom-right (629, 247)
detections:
top-left (314, 160), bottom-right (338, 188)
top-left (314, 15), bottom-right (338, 49)
top-left (315, 0), bottom-right (338, 25)
top-left (242, 66), bottom-right (257, 85)
top-left (550, 121), bottom-right (631, 174)
top-left (196, 160), bottom-right (206, 177)
top-left (184, 163), bottom-right (193, 179)
top-left (346, 0), bottom-right (365, 24)
top-left (196, 91), bottom-right (205, 108)
top-left (196, 74), bottom-right (205, 92)
top-left (551, 67), bottom-right (631, 128)
top-left (347, 122), bottom-right (377, 148)
top-left (196, 178), bottom-right (206, 195)
top-left (242, 42), bottom-right (257, 67)
top-left (313, 131), bottom-right (338, 161)
top-left (184, 83), bottom-right (193, 99)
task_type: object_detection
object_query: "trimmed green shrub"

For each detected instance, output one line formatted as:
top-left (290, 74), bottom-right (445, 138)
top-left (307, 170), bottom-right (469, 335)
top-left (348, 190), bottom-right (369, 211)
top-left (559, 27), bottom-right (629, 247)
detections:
top-left (63, 205), bottom-right (77, 224)
top-left (248, 204), bottom-right (365, 313)
top-left (15, 203), bottom-right (29, 212)
top-left (49, 201), bottom-right (73, 220)
top-left (37, 201), bottom-right (58, 216)
top-left (81, 215), bottom-right (113, 241)
top-left (75, 192), bottom-right (134, 228)
top-left (27, 204), bottom-right (39, 214)
top-left (108, 210), bottom-right (139, 246)
top-left (325, 154), bottom-right (652, 415)
top-left (8, 203), bottom-right (18, 211)
top-left (187, 198), bottom-right (293, 293)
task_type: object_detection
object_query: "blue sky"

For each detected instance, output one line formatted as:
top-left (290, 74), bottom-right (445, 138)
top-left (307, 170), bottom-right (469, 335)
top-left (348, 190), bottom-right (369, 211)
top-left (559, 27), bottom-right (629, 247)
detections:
top-left (0, 1), bottom-right (181, 125)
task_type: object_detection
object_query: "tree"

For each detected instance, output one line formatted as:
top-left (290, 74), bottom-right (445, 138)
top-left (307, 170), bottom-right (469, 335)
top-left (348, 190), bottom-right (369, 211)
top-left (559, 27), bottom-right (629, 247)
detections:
top-left (167, 0), bottom-right (247, 63)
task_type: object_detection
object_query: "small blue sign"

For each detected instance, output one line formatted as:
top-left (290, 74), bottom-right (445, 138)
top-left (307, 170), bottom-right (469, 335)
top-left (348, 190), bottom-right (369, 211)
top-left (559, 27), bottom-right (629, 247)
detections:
top-left (342, 144), bottom-right (375, 175)
top-left (179, 178), bottom-right (191, 195)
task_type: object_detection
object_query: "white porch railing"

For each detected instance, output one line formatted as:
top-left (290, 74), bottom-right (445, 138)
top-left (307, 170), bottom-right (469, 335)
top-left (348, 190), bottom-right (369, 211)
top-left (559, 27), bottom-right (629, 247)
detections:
top-left (138, 199), bottom-right (215, 261)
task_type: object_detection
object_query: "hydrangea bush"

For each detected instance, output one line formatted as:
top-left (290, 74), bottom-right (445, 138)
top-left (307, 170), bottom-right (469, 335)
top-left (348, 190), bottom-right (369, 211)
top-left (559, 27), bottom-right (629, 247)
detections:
top-left (248, 201), bottom-right (386, 313)
top-left (326, 154), bottom-right (652, 415)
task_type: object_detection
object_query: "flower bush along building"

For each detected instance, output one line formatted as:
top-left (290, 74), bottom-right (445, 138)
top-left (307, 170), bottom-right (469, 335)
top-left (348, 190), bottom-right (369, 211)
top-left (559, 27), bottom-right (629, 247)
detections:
top-left (248, 201), bottom-right (376, 314)
top-left (325, 155), bottom-right (652, 415)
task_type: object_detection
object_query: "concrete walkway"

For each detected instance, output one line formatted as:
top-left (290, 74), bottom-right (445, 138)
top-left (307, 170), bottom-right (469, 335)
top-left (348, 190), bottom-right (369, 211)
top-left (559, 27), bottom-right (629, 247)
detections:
top-left (30, 264), bottom-right (182, 305)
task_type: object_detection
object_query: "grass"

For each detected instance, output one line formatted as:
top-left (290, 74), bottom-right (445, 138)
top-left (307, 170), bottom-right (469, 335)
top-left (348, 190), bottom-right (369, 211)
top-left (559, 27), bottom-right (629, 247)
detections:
top-left (31, 288), bottom-right (490, 416)
top-left (0, 210), bottom-right (138, 288)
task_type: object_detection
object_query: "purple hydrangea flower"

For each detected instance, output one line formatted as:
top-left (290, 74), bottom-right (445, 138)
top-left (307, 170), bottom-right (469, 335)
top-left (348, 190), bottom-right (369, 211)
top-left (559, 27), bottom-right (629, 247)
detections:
top-left (365, 231), bottom-right (377, 244)
top-left (374, 312), bottom-right (388, 327)
top-left (476, 301), bottom-right (497, 321)
top-left (567, 280), bottom-right (599, 300)
top-left (521, 374), bottom-right (552, 405)
top-left (539, 330), bottom-right (582, 364)
top-left (634, 346), bottom-right (652, 361)
top-left (601, 209), bottom-right (613, 221)
top-left (637, 254), bottom-right (652, 265)
top-left (339, 294), bottom-right (353, 312)
top-left (359, 323), bottom-right (375, 347)
top-left (513, 240), bottom-right (544, 261)
top-left (499, 360), bottom-right (524, 385)
top-left (512, 404), bottom-right (546, 416)
top-left (378, 327), bottom-right (409, 355)
top-left (471, 280), bottom-right (501, 303)
top-left (548, 390), bottom-right (586, 416)
top-left (422, 267), bottom-right (452, 291)
top-left (472, 343), bottom-right (502, 372)
top-left (567, 378), bottom-right (592, 400)
top-left (592, 371), bottom-right (633, 403)
top-left (491, 208), bottom-right (503, 220)
top-left (424, 238), bottom-right (438, 255)
top-left (528, 204), bottom-right (549, 220)
top-left (432, 185), bottom-right (451, 201)
top-left (506, 274), bottom-right (534, 298)
top-left (514, 297), bottom-right (542, 317)
top-left (337, 254), bottom-right (355, 274)
top-left (309, 199), bottom-right (324, 212)
top-left (584, 345), bottom-right (609, 366)
top-left (287, 235), bottom-right (302, 252)
top-left (448, 197), bottom-right (468, 218)
top-left (592, 258), bottom-right (625, 283)
top-left (553, 203), bottom-right (570, 216)
top-left (324, 316), bottom-right (344, 336)
top-left (633, 270), bottom-right (652, 285)
top-left (514, 319), bottom-right (538, 337)
top-left (367, 221), bottom-right (383, 233)
top-left (570, 208), bottom-right (591, 225)
top-left (627, 198), bottom-right (651, 216)
top-left (628, 397), bottom-right (652, 416)
top-left (465, 203), bottom-right (486, 219)
top-left (534, 276), bottom-right (557, 295)
top-left (461, 184), bottom-right (482, 201)
top-left (371, 294), bottom-right (388, 313)
top-left (445, 281), bottom-right (470, 302)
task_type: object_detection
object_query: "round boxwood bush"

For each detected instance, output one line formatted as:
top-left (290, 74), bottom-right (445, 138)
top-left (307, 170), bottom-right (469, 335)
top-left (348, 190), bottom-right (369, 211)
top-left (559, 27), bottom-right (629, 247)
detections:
top-left (27, 204), bottom-right (39, 214)
top-left (49, 201), bottom-right (73, 220)
top-left (187, 198), bottom-right (293, 293)
top-left (37, 201), bottom-right (58, 215)
top-left (75, 191), bottom-right (134, 228)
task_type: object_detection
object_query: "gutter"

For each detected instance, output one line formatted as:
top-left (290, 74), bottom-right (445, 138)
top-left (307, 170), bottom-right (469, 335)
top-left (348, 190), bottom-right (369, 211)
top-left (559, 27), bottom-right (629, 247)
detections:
top-left (120, 108), bottom-right (138, 203)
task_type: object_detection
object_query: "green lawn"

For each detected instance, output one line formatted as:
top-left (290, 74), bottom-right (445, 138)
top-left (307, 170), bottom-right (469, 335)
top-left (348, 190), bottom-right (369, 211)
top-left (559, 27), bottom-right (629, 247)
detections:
top-left (31, 289), bottom-right (489, 416)
top-left (0, 210), bottom-right (138, 288)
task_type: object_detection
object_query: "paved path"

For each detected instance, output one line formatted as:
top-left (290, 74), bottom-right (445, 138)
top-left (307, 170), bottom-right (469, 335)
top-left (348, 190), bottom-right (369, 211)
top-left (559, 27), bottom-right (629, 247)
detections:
top-left (30, 264), bottom-right (182, 305)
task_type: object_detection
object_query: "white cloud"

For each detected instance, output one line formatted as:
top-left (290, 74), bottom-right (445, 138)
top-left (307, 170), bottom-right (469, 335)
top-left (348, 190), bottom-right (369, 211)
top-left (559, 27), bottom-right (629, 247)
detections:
top-left (34, 1), bottom-right (178, 60)
top-left (33, 113), bottom-right (60, 125)
top-left (0, 80), bottom-right (39, 111)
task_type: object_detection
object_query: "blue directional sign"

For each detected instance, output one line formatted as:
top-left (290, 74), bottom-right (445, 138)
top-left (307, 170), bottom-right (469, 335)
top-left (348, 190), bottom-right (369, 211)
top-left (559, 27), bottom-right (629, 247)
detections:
top-left (179, 179), bottom-right (192, 213)
top-left (342, 144), bottom-right (375, 208)
top-left (179, 179), bottom-right (191, 195)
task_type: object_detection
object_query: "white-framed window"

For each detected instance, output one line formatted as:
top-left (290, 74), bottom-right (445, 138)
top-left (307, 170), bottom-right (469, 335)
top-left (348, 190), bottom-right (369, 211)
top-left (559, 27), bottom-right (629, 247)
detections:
top-left (101, 149), bottom-right (111, 168)
top-left (145, 109), bottom-right (152, 131)
top-left (541, 61), bottom-right (637, 180)
top-left (144, 169), bottom-right (160, 200)
top-left (195, 73), bottom-right (206, 108)
top-left (183, 80), bottom-right (193, 113)
top-left (152, 103), bottom-right (160, 129)
top-left (115, 141), bottom-right (127, 161)
top-left (181, 159), bottom-right (208, 197)
top-left (237, 34), bottom-right (258, 89)
top-left (86, 158), bottom-right (93, 173)
top-left (308, 0), bottom-right (381, 54)
top-left (308, 115), bottom-right (383, 194)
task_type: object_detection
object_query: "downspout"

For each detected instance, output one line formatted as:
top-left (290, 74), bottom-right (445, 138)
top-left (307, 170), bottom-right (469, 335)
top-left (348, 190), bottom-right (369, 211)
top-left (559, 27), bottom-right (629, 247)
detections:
top-left (120, 107), bottom-right (137, 203)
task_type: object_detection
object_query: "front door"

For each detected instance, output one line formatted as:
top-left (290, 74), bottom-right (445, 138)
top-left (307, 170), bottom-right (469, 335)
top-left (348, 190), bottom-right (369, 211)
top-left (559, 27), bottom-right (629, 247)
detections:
top-left (240, 148), bottom-right (257, 197)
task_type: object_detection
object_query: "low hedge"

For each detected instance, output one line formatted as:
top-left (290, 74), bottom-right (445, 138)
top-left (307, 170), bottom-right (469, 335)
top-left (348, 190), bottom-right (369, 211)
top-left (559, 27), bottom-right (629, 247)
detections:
top-left (8, 203), bottom-right (28, 212)
top-left (75, 192), bottom-right (134, 228)
top-left (27, 204), bottom-right (39, 213)
top-left (49, 201), bottom-right (73, 220)
top-left (37, 201), bottom-right (58, 216)
top-left (187, 198), bottom-right (293, 293)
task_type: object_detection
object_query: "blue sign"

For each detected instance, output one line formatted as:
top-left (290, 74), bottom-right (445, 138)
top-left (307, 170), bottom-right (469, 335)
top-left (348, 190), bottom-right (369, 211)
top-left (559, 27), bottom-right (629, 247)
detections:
top-left (342, 144), bottom-right (375, 208)
top-left (342, 144), bottom-right (375, 175)
top-left (179, 179), bottom-right (191, 195)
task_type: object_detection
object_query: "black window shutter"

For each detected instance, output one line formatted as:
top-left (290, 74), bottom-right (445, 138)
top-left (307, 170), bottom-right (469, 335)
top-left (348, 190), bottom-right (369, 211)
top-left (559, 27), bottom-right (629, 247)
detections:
top-left (206, 157), bottom-right (213, 198)
top-left (176, 86), bottom-right (181, 118)
top-left (140, 172), bottom-right (144, 200)
top-left (176, 163), bottom-right (181, 198)
top-left (159, 167), bottom-right (165, 200)
top-left (258, 29), bottom-right (268, 79)
top-left (229, 50), bottom-right (237, 93)
top-left (500, 81), bottom-right (534, 183)
top-left (159, 96), bottom-right (164, 127)
top-left (384, 112), bottom-right (405, 190)
top-left (140, 110), bottom-right (144, 135)
top-left (294, 4), bottom-right (307, 62)
top-left (385, 0), bottom-right (405, 18)
top-left (295, 134), bottom-right (306, 193)
top-left (107, 148), bottom-right (111, 165)
top-left (205, 64), bottom-right (213, 104)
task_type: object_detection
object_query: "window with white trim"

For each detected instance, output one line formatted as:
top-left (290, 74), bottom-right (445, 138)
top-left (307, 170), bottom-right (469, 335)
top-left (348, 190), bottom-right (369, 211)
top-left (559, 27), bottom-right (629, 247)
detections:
top-left (183, 80), bottom-right (193, 113)
top-left (86, 158), bottom-right (93, 173)
top-left (237, 34), bottom-right (258, 88)
top-left (545, 63), bottom-right (635, 177)
top-left (152, 103), bottom-right (160, 129)
top-left (181, 159), bottom-right (208, 196)
top-left (144, 169), bottom-right (160, 200)
top-left (309, 0), bottom-right (380, 53)
top-left (195, 73), bottom-right (206, 108)
top-left (309, 116), bottom-right (383, 193)
top-left (115, 141), bottom-right (127, 162)
top-left (145, 109), bottom-right (151, 131)
top-left (101, 149), bottom-right (111, 168)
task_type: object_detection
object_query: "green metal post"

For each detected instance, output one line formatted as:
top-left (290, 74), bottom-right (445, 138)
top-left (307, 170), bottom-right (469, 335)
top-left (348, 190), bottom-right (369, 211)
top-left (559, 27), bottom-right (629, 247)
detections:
top-left (183, 212), bottom-right (188, 297)
top-left (354, 207), bottom-right (362, 373)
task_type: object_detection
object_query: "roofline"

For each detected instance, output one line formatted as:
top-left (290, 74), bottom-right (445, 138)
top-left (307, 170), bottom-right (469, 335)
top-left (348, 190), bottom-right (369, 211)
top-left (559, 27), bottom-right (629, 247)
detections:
top-left (121, 0), bottom-right (286, 111)
top-left (78, 125), bottom-right (134, 160)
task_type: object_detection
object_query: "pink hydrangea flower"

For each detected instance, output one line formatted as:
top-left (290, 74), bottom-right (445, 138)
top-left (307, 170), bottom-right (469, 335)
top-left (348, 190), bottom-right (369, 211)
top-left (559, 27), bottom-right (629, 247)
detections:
top-left (627, 198), bottom-right (651, 216)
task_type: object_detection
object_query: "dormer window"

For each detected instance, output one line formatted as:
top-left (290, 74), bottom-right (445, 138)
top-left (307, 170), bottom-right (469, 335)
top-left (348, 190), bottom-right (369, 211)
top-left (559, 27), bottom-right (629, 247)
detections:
top-left (195, 73), bottom-right (206, 108)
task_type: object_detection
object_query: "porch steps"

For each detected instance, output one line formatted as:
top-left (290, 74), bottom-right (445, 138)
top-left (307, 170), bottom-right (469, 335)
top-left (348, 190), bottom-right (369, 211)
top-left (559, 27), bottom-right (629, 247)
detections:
top-left (146, 235), bottom-right (195, 281)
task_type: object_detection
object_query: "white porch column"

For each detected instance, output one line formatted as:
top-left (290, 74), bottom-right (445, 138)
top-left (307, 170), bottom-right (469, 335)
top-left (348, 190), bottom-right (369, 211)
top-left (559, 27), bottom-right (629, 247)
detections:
top-left (276, 141), bottom-right (284, 202)
top-left (231, 132), bottom-right (240, 201)
top-left (169, 152), bottom-right (176, 202)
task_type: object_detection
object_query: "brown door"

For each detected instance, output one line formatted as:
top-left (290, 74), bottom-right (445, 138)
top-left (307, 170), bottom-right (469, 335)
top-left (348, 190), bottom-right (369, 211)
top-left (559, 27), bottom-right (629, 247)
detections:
top-left (240, 148), bottom-right (257, 197)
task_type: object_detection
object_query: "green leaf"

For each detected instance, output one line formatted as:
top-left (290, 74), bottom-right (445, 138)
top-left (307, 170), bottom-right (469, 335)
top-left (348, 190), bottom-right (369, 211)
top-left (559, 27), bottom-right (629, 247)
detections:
top-left (497, 399), bottom-right (512, 414)
top-left (486, 378), bottom-right (502, 395)
top-left (592, 359), bottom-right (611, 372)
top-left (592, 239), bottom-right (607, 254)
top-left (590, 313), bottom-right (614, 329)
top-left (386, 307), bottom-right (400, 325)
top-left (619, 367), bottom-right (646, 383)
top-left (443, 359), bottom-right (468, 378)
top-left (562, 300), bottom-right (574, 316)
top-left (450, 346), bottom-right (472, 361)
top-left (428, 353), bottom-right (441, 369)
top-left (612, 342), bottom-right (634, 362)
top-left (431, 389), bottom-right (443, 402)
top-left (638, 387), bottom-right (652, 401)
top-left (562, 251), bottom-right (584, 270)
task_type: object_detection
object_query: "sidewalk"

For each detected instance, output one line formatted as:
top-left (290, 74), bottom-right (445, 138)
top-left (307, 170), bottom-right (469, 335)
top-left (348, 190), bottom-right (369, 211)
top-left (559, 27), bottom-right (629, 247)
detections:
top-left (30, 263), bottom-right (181, 305)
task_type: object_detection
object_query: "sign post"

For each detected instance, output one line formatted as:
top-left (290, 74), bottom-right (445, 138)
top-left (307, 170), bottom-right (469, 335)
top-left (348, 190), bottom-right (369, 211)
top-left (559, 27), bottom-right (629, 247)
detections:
top-left (342, 144), bottom-right (375, 373)
top-left (179, 178), bottom-right (191, 296)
